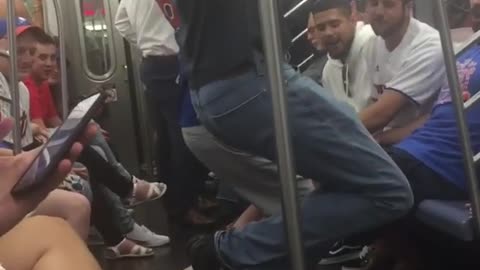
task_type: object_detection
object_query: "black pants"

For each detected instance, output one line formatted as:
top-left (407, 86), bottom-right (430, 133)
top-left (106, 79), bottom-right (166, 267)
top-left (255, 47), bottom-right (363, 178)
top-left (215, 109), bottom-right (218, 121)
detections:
top-left (79, 146), bottom-right (134, 246)
top-left (78, 146), bottom-right (134, 198)
top-left (344, 147), bottom-right (467, 246)
top-left (90, 181), bottom-right (125, 246)
top-left (141, 55), bottom-right (208, 217)
top-left (386, 147), bottom-right (466, 205)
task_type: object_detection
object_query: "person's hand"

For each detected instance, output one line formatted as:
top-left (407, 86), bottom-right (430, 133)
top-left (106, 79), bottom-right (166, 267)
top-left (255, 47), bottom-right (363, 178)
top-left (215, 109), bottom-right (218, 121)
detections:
top-left (0, 115), bottom-right (97, 234)
top-left (31, 123), bottom-right (49, 143)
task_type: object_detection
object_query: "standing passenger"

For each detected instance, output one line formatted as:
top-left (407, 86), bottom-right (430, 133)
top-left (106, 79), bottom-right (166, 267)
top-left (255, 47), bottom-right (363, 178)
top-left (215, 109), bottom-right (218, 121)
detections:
top-left (161, 0), bottom-right (414, 270)
top-left (115, 0), bottom-right (212, 225)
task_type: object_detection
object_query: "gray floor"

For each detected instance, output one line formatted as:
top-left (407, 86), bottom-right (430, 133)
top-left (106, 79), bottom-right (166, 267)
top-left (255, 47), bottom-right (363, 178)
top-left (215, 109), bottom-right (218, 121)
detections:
top-left (90, 199), bottom-right (340, 270)
top-left (91, 200), bottom-right (191, 270)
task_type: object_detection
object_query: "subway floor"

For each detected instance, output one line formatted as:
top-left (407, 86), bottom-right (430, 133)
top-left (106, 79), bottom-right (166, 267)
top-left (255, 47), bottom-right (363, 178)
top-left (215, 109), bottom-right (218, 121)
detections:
top-left (89, 199), bottom-right (341, 270)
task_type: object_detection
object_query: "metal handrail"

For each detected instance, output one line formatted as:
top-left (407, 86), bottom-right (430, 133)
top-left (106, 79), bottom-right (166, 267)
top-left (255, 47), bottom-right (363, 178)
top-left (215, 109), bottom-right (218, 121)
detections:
top-left (434, 0), bottom-right (480, 234)
top-left (454, 29), bottom-right (480, 55)
top-left (259, 1), bottom-right (305, 270)
top-left (292, 28), bottom-right (307, 43)
top-left (297, 53), bottom-right (314, 69)
top-left (52, 0), bottom-right (69, 120)
top-left (465, 91), bottom-right (480, 111)
top-left (7, 0), bottom-right (21, 154)
top-left (283, 0), bottom-right (309, 18)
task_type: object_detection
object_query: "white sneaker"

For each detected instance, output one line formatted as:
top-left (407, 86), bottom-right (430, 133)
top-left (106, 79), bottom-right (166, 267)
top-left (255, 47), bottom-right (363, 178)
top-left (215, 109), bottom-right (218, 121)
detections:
top-left (126, 223), bottom-right (170, 247)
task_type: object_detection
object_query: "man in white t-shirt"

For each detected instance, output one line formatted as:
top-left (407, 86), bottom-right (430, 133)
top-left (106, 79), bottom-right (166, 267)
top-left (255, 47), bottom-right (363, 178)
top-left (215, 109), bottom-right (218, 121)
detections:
top-left (361, 0), bottom-right (446, 145)
top-left (313, 0), bottom-right (376, 112)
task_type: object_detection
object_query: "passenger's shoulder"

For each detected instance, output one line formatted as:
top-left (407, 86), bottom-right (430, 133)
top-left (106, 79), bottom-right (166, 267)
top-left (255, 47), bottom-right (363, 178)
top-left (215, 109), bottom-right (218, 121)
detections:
top-left (412, 19), bottom-right (441, 43)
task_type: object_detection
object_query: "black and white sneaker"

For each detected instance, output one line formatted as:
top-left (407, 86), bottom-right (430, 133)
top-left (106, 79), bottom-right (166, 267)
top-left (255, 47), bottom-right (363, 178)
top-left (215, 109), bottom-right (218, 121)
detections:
top-left (187, 234), bottom-right (221, 270)
top-left (341, 246), bottom-right (371, 270)
top-left (318, 241), bottom-right (366, 265)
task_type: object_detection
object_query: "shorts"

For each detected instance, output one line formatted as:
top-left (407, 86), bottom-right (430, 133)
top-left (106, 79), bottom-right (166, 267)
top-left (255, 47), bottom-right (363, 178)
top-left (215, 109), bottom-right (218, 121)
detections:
top-left (58, 174), bottom-right (93, 202)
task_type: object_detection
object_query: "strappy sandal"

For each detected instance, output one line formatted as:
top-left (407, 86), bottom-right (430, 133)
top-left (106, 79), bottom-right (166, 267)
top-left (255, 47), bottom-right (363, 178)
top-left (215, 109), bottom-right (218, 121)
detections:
top-left (127, 177), bottom-right (167, 208)
top-left (105, 239), bottom-right (154, 259)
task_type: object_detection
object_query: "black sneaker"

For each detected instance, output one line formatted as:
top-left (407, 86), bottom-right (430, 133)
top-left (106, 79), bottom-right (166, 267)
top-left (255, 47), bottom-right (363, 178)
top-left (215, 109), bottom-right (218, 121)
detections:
top-left (318, 241), bottom-right (365, 265)
top-left (187, 234), bottom-right (221, 270)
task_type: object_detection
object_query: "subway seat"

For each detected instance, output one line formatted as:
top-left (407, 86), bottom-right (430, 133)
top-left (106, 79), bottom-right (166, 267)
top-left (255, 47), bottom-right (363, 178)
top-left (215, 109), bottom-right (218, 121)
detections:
top-left (416, 200), bottom-right (474, 241)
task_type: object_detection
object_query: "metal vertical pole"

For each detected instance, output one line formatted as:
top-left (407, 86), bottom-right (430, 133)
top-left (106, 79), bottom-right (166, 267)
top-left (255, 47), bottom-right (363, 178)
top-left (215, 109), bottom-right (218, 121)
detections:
top-left (433, 0), bottom-right (480, 234)
top-left (7, 0), bottom-right (21, 154)
top-left (258, 1), bottom-right (305, 269)
top-left (52, 0), bottom-right (69, 120)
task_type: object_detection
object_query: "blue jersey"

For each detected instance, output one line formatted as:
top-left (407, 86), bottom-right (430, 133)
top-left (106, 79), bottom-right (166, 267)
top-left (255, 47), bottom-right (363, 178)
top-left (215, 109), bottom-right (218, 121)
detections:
top-left (396, 44), bottom-right (480, 190)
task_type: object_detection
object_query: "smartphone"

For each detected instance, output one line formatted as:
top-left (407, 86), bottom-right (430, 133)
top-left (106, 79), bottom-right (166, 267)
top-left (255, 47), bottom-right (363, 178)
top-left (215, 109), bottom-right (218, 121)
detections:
top-left (11, 92), bottom-right (106, 195)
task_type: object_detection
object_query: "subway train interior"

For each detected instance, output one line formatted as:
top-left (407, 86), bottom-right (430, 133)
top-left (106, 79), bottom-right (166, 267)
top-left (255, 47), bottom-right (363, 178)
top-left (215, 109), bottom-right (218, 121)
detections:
top-left (2, 0), bottom-right (480, 269)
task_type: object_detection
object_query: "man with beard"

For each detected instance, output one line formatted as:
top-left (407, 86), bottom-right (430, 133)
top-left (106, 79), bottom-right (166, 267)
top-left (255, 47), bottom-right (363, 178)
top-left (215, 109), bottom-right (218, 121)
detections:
top-left (360, 0), bottom-right (447, 146)
top-left (363, 0), bottom-right (480, 268)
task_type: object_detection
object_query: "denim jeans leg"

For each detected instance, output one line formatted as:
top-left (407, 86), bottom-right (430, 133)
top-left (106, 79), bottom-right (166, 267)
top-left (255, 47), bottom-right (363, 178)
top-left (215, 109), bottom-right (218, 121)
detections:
top-left (190, 65), bottom-right (413, 270)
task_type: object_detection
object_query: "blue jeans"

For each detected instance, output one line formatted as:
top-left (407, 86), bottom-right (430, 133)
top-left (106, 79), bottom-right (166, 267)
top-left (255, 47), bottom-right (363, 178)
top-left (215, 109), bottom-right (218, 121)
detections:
top-left (190, 64), bottom-right (414, 270)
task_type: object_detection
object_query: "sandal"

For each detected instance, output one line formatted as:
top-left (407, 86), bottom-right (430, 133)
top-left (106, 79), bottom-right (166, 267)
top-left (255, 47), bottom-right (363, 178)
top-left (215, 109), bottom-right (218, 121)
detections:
top-left (105, 238), bottom-right (154, 259)
top-left (127, 177), bottom-right (167, 207)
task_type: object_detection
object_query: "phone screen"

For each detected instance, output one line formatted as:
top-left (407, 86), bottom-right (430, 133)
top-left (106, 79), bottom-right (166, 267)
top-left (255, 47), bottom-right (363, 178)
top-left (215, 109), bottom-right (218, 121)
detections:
top-left (11, 93), bottom-right (104, 195)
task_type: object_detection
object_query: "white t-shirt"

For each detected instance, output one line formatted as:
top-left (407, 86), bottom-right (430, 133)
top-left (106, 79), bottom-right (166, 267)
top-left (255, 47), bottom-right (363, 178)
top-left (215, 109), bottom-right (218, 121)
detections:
top-left (0, 73), bottom-right (33, 147)
top-left (322, 22), bottom-right (376, 112)
top-left (365, 18), bottom-right (446, 129)
top-left (115, 0), bottom-right (179, 57)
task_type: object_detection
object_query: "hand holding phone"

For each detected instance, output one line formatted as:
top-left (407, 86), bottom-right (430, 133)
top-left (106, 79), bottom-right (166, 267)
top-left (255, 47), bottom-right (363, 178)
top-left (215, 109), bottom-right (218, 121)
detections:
top-left (11, 92), bottom-right (106, 195)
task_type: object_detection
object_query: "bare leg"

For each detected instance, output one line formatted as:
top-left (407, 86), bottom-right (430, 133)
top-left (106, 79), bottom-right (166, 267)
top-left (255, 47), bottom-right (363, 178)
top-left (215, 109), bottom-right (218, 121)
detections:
top-left (31, 189), bottom-right (91, 240)
top-left (0, 216), bottom-right (101, 270)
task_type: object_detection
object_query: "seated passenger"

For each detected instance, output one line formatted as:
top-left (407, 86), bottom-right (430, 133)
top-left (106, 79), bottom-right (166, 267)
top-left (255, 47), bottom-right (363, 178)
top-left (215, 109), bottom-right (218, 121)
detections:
top-left (0, 116), bottom-right (101, 270)
top-left (369, 2), bottom-right (480, 267)
top-left (0, 21), bottom-right (169, 256)
top-left (0, 32), bottom-right (91, 240)
top-left (360, 0), bottom-right (446, 145)
top-left (19, 26), bottom-right (166, 207)
top-left (314, 0), bottom-right (445, 146)
top-left (315, 0), bottom-right (375, 111)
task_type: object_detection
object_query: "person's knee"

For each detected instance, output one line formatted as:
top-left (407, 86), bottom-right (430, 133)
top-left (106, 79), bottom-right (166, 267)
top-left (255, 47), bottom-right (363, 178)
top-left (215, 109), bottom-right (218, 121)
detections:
top-left (67, 193), bottom-right (91, 222)
top-left (19, 216), bottom-right (78, 242)
top-left (386, 177), bottom-right (415, 218)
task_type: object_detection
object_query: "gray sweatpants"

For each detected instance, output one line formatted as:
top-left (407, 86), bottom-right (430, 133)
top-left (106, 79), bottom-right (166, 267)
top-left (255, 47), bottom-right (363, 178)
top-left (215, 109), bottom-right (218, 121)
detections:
top-left (182, 125), bottom-right (314, 216)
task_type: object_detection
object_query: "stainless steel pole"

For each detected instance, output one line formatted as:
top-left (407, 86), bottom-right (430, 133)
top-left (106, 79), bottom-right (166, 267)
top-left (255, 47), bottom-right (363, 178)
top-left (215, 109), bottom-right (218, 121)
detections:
top-left (258, 1), bottom-right (305, 269)
top-left (7, 0), bottom-right (21, 154)
top-left (434, 0), bottom-right (480, 234)
top-left (52, 0), bottom-right (69, 120)
top-left (283, 0), bottom-right (308, 18)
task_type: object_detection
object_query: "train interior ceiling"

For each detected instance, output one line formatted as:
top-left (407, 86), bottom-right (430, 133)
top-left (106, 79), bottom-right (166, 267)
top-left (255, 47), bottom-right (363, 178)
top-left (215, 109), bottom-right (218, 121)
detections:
top-left (3, 0), bottom-right (480, 270)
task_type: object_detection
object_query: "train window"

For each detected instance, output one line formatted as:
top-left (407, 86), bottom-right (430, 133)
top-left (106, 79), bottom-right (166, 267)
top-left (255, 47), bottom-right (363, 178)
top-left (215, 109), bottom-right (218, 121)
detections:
top-left (76, 0), bottom-right (116, 80)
